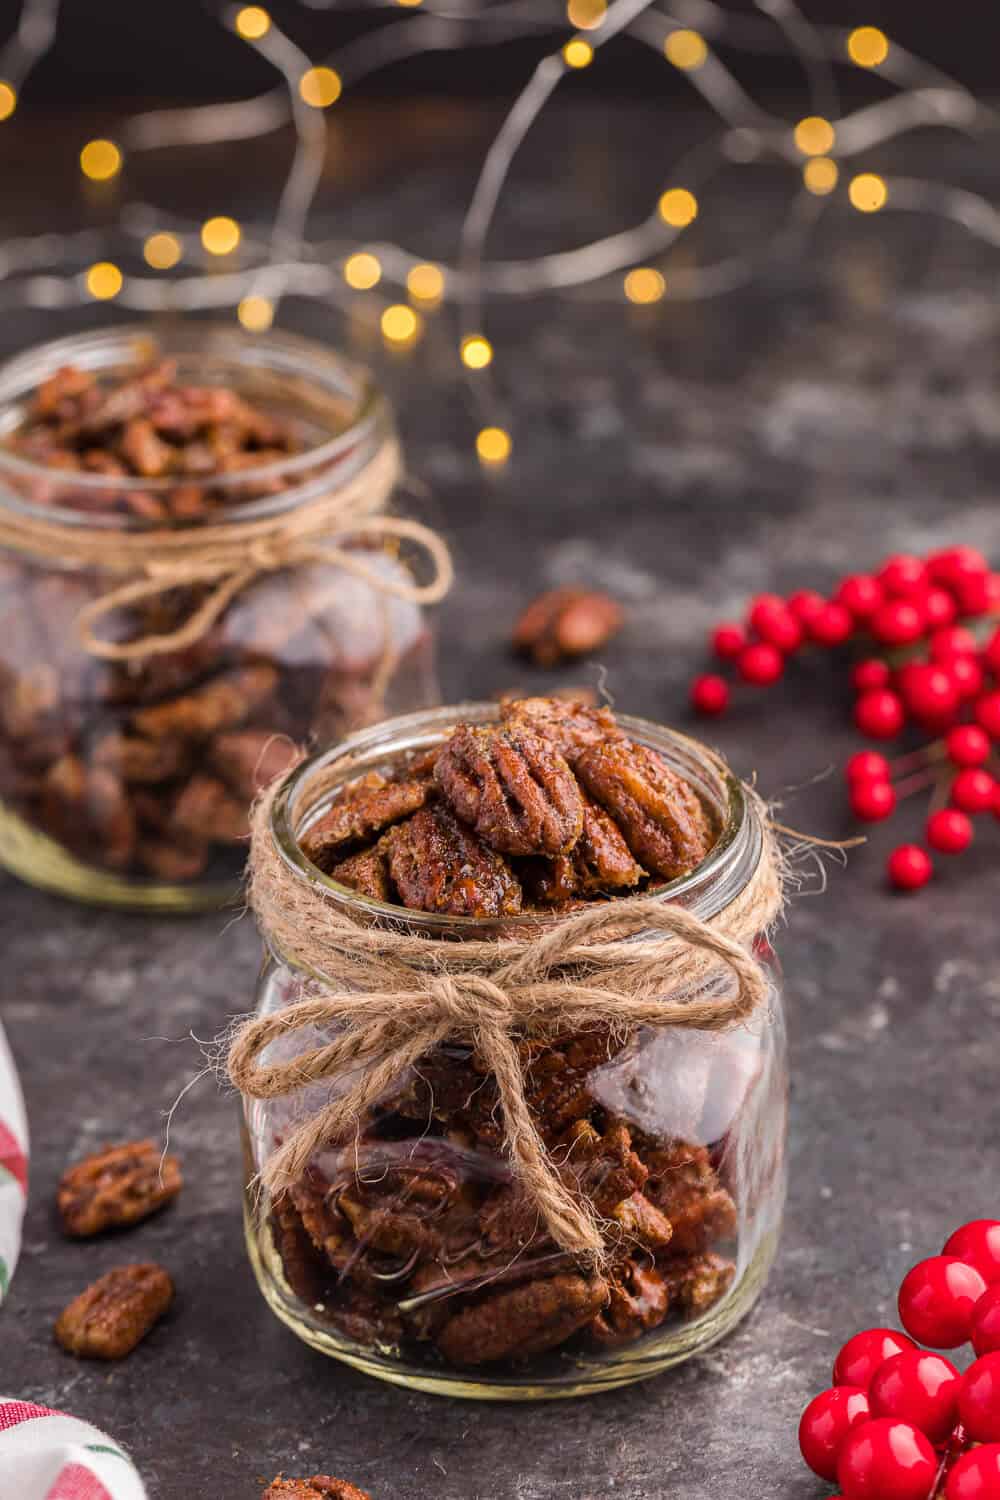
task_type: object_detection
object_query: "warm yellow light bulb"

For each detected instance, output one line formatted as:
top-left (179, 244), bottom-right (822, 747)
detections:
top-left (847, 26), bottom-right (889, 68)
top-left (664, 29), bottom-right (707, 70)
top-left (406, 262), bottom-right (444, 304)
top-left (396, 0), bottom-right (424, 8)
top-left (794, 116), bottom-right (836, 157)
top-left (624, 267), bottom-right (665, 304)
top-left (567, 0), bottom-right (606, 30)
top-left (299, 67), bottom-right (342, 108)
top-left (849, 172), bottom-right (887, 213)
top-left (658, 187), bottom-right (698, 227)
top-left (235, 5), bottom-right (271, 39)
top-left (237, 295), bottom-right (274, 331)
top-left (201, 216), bottom-right (241, 255)
top-left (86, 262), bottom-right (123, 301)
top-left (381, 304), bottom-right (420, 344)
top-left (460, 335), bottom-right (493, 370)
top-left (143, 233), bottom-right (182, 270)
top-left (0, 82), bottom-right (16, 122)
top-left (80, 139), bottom-right (122, 182)
top-left (803, 157), bottom-right (839, 196)
top-left (343, 252), bottom-right (382, 290)
top-left (562, 37), bottom-right (594, 68)
top-left (476, 426), bottom-right (512, 466)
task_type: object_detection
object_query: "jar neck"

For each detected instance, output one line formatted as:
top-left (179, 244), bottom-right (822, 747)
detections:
top-left (268, 703), bottom-right (763, 943)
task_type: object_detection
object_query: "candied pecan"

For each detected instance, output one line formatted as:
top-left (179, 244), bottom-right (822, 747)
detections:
top-left (301, 772), bottom-right (431, 872)
top-left (0, 664), bottom-right (60, 740)
top-left (436, 1272), bottom-right (608, 1365)
top-left (271, 1193), bottom-right (332, 1306)
top-left (611, 1191), bottom-right (674, 1251)
top-left (661, 1251), bottom-right (735, 1317)
top-left (209, 729), bottom-right (297, 800)
top-left (132, 664), bottom-right (278, 739)
top-left (387, 806), bottom-right (523, 918)
top-left (172, 774), bottom-right (248, 844)
top-left (91, 731), bottom-right (190, 785)
top-left (42, 756), bottom-right (137, 870)
top-left (642, 1140), bottom-right (737, 1254)
top-left (576, 736), bottom-right (715, 879)
top-left (589, 1260), bottom-right (671, 1347)
top-left (263, 1476), bottom-right (372, 1500)
top-left (137, 835), bottom-right (209, 882)
top-left (119, 417), bottom-right (174, 478)
top-left (54, 1264), bottom-right (173, 1360)
top-left (513, 588), bottom-right (623, 666)
top-left (560, 1117), bottom-right (647, 1214)
top-left (521, 792), bottom-right (644, 903)
top-left (58, 1139), bottom-right (182, 1237)
top-left (328, 842), bottom-right (394, 902)
top-left (435, 723), bottom-right (583, 857)
top-left (32, 364), bottom-right (95, 419)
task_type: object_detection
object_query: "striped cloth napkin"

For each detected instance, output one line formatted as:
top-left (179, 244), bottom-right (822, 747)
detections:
top-left (0, 1023), bottom-right (148, 1500)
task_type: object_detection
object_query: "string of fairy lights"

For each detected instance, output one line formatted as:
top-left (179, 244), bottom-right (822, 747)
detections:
top-left (1, 0), bottom-right (999, 467)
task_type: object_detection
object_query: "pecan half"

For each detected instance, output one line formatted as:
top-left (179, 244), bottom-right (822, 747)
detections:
top-left (301, 772), bottom-right (431, 872)
top-left (209, 728), bottom-right (298, 800)
top-left (328, 841), bottom-right (394, 903)
top-left (661, 1250), bottom-right (736, 1317)
top-left (589, 1260), bottom-right (671, 1347)
top-left (521, 792), bottom-right (645, 903)
top-left (435, 723), bottom-right (583, 856)
top-left (54, 1264), bottom-right (174, 1359)
top-left (263, 1477), bottom-right (372, 1500)
top-left (172, 773), bottom-right (248, 844)
top-left (132, 664), bottom-right (278, 739)
top-left (611, 1191), bottom-right (674, 1251)
top-left (58, 1139), bottom-right (182, 1237)
top-left (576, 737), bottom-right (715, 879)
top-left (436, 1272), bottom-right (609, 1365)
top-left (91, 731), bottom-right (190, 785)
top-left (500, 695), bottom-right (624, 765)
top-left (513, 588), bottom-right (623, 666)
top-left (387, 806), bottom-right (523, 918)
top-left (642, 1140), bottom-right (737, 1254)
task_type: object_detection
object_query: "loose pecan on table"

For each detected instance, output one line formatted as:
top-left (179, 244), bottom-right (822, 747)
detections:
top-left (512, 588), bottom-right (623, 666)
top-left (54, 1263), bottom-right (174, 1360)
top-left (58, 1138), bottom-right (182, 1237)
top-left (263, 1477), bottom-right (372, 1500)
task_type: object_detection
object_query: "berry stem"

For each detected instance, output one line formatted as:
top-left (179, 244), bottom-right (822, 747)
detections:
top-left (892, 769), bottom-right (939, 800)
top-left (889, 742), bottom-right (945, 776)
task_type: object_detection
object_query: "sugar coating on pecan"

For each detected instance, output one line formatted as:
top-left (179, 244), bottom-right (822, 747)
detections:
top-left (263, 1476), bottom-right (372, 1500)
top-left (641, 1140), bottom-right (738, 1254)
top-left (58, 1139), bottom-right (182, 1238)
top-left (576, 736), bottom-right (715, 880)
top-left (436, 1272), bottom-right (609, 1366)
top-left (302, 772), bottom-right (431, 872)
top-left (327, 841), bottom-right (394, 902)
top-left (435, 723), bottom-right (584, 857)
top-left (54, 1263), bottom-right (174, 1360)
top-left (500, 695), bottom-right (623, 764)
top-left (589, 1260), bottom-right (671, 1348)
top-left (133, 664), bottom-right (278, 740)
top-left (387, 805), bottom-right (523, 918)
top-left (521, 792), bottom-right (644, 903)
top-left (662, 1251), bottom-right (736, 1317)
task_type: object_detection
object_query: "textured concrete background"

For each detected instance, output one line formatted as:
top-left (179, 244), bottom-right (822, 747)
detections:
top-left (2, 104), bottom-right (999, 1498)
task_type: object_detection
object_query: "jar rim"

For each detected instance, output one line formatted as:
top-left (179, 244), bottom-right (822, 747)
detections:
top-left (0, 321), bottom-right (391, 531)
top-left (267, 702), bottom-right (762, 938)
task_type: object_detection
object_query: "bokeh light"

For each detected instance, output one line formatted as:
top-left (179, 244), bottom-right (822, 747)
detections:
top-left (794, 116), bottom-right (836, 156)
top-left (658, 187), bottom-right (698, 227)
top-left (299, 67), bottom-right (342, 108)
top-left (235, 6), bottom-right (271, 40)
top-left (406, 263), bottom-right (444, 303)
top-left (848, 26), bottom-right (889, 68)
top-left (476, 427), bottom-right (512, 466)
top-left (381, 304), bottom-right (420, 344)
top-left (803, 157), bottom-right (839, 195)
top-left (664, 30), bottom-right (707, 70)
top-left (0, 83), bottom-right (17, 122)
top-left (201, 216), bottom-right (242, 255)
top-left (344, 252), bottom-right (382, 290)
top-left (237, 295), bottom-right (275, 331)
top-left (567, 0), bottom-right (606, 30)
top-left (624, 267), bottom-right (665, 304)
top-left (849, 172), bottom-right (888, 213)
top-left (80, 139), bottom-right (122, 181)
top-left (143, 233), bottom-right (182, 269)
top-left (562, 37), bottom-right (594, 69)
top-left (85, 262), bottom-right (123, 300)
top-left (460, 335), bottom-right (493, 370)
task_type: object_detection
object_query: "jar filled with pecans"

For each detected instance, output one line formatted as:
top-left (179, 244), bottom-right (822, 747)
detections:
top-left (235, 697), bottom-right (788, 1399)
top-left (0, 323), bottom-right (448, 909)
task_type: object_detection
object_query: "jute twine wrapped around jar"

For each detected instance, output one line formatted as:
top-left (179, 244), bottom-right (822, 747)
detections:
top-left (1, 438), bottom-right (453, 661)
top-left (228, 763), bottom-right (785, 1268)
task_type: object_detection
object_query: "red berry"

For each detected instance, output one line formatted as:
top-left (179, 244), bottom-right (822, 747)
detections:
top-left (738, 642), bottom-right (784, 685)
top-left (888, 845), bottom-right (933, 891)
top-left (984, 627), bottom-right (1000, 675)
top-left (712, 622), bottom-right (745, 660)
top-left (869, 1351), bottom-right (961, 1445)
top-left (898, 1256), bottom-right (988, 1348)
top-left (834, 1329), bottom-right (918, 1391)
top-left (838, 574), bottom-right (885, 621)
top-left (955, 570), bottom-right (993, 616)
top-left (947, 726), bottom-right (991, 767)
top-left (973, 1286), bottom-right (1000, 1358)
top-left (951, 768), bottom-right (997, 814)
top-left (852, 780), bottom-right (897, 822)
top-left (928, 545), bottom-right (989, 586)
top-left (951, 654), bottom-right (985, 701)
top-left (747, 594), bottom-right (786, 629)
top-left (924, 587), bottom-right (959, 629)
top-left (977, 692), bottom-right (1000, 739)
top-left (855, 689), bottom-right (906, 740)
top-left (899, 663), bottom-right (960, 725)
top-left (945, 1221), bottom-right (1000, 1286)
top-left (872, 600), bottom-right (925, 647)
top-left (837, 1418), bottom-right (937, 1500)
top-left (927, 809), bottom-right (974, 855)
top-left (799, 1387), bottom-right (872, 1481)
top-left (852, 659), bottom-right (891, 694)
top-left (788, 589), bottom-right (826, 626)
top-left (931, 626), bottom-right (979, 661)
top-left (846, 751), bottom-right (892, 784)
top-left (960, 1355), bottom-right (1000, 1444)
top-left (754, 607), bottom-right (803, 654)
top-left (879, 554), bottom-right (929, 598)
top-left (946, 1445), bottom-right (1000, 1500)
top-left (810, 602), bottom-right (855, 646)
top-left (691, 674), bottom-right (730, 716)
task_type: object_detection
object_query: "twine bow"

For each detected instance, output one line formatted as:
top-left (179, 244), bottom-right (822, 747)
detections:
top-left (229, 772), bottom-right (783, 1266)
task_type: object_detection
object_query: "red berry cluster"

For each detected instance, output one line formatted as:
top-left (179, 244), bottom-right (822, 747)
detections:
top-left (798, 1220), bottom-right (1000, 1499)
top-left (690, 547), bottom-right (1000, 891)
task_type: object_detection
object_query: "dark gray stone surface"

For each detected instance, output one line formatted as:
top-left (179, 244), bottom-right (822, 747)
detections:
top-left (2, 102), bottom-right (1000, 1498)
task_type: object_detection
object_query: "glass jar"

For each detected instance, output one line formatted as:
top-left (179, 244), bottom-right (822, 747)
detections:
top-left (242, 704), bottom-right (787, 1399)
top-left (0, 323), bottom-right (441, 909)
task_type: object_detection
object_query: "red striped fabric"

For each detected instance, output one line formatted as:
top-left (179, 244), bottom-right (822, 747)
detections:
top-left (0, 1398), bottom-right (58, 1431)
top-left (0, 1118), bottom-right (28, 1194)
top-left (44, 1463), bottom-right (114, 1500)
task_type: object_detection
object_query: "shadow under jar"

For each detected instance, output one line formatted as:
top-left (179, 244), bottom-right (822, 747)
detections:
top-left (243, 703), bottom-right (787, 1399)
top-left (0, 323), bottom-right (440, 909)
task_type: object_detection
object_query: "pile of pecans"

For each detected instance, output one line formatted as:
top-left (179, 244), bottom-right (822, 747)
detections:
top-left (0, 361), bottom-right (425, 890)
top-left (270, 697), bottom-right (739, 1370)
